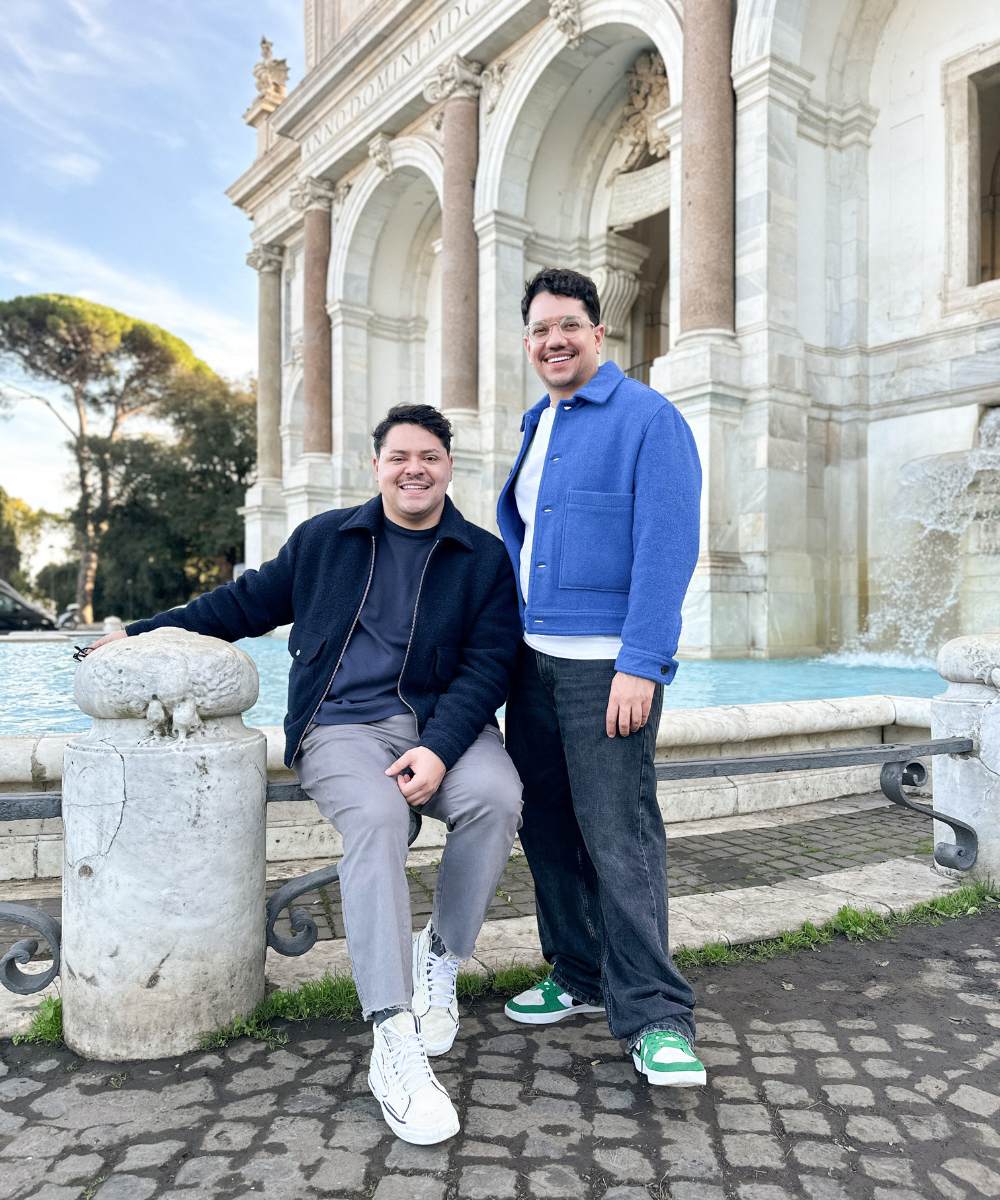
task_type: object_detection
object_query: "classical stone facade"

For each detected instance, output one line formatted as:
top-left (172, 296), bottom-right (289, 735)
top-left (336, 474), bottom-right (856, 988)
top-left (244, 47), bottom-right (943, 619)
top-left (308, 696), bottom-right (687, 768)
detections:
top-left (230, 0), bottom-right (1000, 658)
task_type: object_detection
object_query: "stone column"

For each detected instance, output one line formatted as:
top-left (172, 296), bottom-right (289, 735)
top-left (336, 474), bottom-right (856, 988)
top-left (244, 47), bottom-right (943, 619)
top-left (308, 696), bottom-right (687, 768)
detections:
top-left (62, 629), bottom-right (266, 1060)
top-left (240, 244), bottom-right (286, 568)
top-left (655, 13), bottom-right (750, 656)
top-left (678, 0), bottom-right (734, 336)
top-left (424, 55), bottom-right (482, 413)
top-left (292, 176), bottom-right (335, 452)
top-left (285, 175), bottom-right (336, 520)
top-left (931, 632), bottom-right (1000, 882)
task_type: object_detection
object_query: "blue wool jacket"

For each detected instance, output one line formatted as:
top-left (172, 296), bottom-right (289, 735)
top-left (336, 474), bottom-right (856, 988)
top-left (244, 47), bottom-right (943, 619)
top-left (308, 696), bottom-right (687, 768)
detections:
top-left (126, 496), bottom-right (521, 769)
top-left (496, 361), bottom-right (702, 685)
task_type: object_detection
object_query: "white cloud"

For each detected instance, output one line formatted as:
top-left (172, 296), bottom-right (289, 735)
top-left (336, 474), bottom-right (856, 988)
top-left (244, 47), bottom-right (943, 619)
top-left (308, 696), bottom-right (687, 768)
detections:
top-left (42, 152), bottom-right (102, 184)
top-left (0, 223), bottom-right (256, 378)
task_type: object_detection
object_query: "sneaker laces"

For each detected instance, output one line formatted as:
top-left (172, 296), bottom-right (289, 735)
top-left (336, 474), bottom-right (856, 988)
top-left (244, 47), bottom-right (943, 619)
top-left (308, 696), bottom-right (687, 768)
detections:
top-left (426, 948), bottom-right (459, 1009)
top-left (387, 1023), bottom-right (434, 1095)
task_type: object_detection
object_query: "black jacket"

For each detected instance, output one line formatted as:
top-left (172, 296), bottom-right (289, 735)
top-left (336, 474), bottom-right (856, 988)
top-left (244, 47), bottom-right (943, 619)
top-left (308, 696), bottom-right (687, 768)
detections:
top-left (126, 496), bottom-right (521, 769)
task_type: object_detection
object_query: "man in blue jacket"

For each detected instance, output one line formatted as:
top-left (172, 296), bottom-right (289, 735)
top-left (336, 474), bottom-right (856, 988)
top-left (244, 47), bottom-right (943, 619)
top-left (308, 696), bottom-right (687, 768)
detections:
top-left (92, 404), bottom-right (523, 1145)
top-left (497, 268), bottom-right (705, 1087)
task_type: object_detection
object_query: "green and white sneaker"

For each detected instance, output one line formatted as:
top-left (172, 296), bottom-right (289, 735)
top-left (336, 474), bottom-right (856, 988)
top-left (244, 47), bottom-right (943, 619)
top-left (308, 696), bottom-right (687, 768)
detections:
top-left (632, 1031), bottom-right (707, 1087)
top-left (504, 976), bottom-right (604, 1025)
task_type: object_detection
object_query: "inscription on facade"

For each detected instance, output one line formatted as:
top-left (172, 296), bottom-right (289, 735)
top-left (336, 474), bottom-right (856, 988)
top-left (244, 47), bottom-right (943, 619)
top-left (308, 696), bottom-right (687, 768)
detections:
top-left (608, 157), bottom-right (671, 228)
top-left (302, 0), bottom-right (486, 159)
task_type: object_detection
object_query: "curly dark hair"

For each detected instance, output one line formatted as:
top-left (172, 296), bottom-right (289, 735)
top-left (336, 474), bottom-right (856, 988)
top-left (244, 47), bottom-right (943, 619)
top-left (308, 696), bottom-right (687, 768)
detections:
top-left (372, 404), bottom-right (452, 456)
top-left (521, 268), bottom-right (601, 327)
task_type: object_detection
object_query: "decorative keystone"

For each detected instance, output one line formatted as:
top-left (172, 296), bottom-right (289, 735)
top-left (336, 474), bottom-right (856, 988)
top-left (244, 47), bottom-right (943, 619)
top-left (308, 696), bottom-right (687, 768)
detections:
top-left (75, 627), bottom-right (259, 730)
top-left (937, 630), bottom-right (1000, 689)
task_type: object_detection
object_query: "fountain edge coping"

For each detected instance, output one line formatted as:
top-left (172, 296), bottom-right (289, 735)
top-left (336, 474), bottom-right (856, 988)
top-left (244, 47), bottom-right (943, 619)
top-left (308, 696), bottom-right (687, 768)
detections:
top-left (0, 695), bottom-right (932, 786)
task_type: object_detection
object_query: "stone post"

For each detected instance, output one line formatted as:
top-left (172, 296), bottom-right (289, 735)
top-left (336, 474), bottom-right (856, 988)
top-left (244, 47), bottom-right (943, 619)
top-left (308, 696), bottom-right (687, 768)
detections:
top-left (678, 0), bottom-right (734, 337)
top-left (62, 628), bottom-right (266, 1060)
top-left (424, 55), bottom-right (482, 413)
top-left (241, 244), bottom-right (286, 568)
top-left (285, 175), bottom-right (336, 520)
top-left (931, 631), bottom-right (1000, 882)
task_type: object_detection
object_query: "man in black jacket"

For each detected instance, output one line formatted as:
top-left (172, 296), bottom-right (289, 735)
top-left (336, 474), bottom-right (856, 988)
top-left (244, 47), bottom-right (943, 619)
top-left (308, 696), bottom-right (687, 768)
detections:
top-left (91, 405), bottom-right (523, 1146)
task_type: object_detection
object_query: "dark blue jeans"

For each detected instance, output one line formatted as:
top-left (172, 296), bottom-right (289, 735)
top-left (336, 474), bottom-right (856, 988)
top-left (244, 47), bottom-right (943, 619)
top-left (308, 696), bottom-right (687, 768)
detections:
top-left (505, 645), bottom-right (696, 1048)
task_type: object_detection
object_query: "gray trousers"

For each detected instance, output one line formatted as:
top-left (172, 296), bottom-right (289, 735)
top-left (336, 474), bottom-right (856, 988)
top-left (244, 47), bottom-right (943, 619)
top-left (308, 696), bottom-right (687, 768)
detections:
top-left (295, 715), bottom-right (523, 1018)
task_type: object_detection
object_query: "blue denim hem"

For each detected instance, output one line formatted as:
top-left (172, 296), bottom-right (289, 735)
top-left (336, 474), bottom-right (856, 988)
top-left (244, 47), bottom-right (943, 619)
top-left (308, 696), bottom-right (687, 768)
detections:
top-left (549, 972), bottom-right (604, 1010)
top-left (627, 1021), bottom-right (693, 1053)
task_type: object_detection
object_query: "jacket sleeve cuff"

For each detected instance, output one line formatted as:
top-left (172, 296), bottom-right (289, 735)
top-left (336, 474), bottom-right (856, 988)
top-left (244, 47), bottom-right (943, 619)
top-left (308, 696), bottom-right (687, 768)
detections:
top-left (614, 647), bottom-right (678, 685)
top-left (417, 730), bottom-right (464, 772)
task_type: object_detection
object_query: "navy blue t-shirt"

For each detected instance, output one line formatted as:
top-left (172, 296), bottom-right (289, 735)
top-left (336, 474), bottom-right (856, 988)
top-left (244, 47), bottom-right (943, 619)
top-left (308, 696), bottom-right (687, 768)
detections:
top-left (313, 517), bottom-right (438, 726)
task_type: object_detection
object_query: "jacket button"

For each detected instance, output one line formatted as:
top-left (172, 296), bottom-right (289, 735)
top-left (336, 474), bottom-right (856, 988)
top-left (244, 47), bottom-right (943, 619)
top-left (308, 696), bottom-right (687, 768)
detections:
top-left (563, 404), bottom-right (571, 410)
top-left (537, 563), bottom-right (546, 569)
top-left (660, 665), bottom-right (668, 675)
top-left (551, 455), bottom-right (560, 462)
top-left (543, 507), bottom-right (552, 513)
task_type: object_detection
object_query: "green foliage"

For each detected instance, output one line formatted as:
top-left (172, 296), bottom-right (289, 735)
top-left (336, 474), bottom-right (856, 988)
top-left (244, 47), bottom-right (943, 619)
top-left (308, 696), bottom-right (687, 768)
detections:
top-left (12, 996), bottom-right (63, 1045)
top-left (35, 562), bottom-right (79, 615)
top-left (0, 294), bottom-right (220, 617)
top-left (456, 973), bottom-right (490, 1001)
top-left (0, 488), bottom-right (59, 596)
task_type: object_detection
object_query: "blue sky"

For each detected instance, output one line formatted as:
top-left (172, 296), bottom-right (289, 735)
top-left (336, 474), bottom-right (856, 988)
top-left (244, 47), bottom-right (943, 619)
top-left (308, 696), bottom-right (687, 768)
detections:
top-left (1, 0), bottom-right (303, 525)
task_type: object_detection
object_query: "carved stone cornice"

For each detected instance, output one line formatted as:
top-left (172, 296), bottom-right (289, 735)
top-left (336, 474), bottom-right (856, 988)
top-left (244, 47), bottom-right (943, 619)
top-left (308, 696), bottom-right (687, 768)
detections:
top-left (368, 132), bottom-right (393, 179)
top-left (246, 243), bottom-right (284, 274)
top-left (289, 175), bottom-right (337, 212)
top-left (549, 0), bottom-right (583, 50)
top-left (422, 54), bottom-right (483, 104)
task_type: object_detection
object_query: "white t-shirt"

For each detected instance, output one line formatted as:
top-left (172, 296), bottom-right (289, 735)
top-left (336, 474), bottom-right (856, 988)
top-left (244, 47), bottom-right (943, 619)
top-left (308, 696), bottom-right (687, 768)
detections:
top-left (513, 404), bottom-right (623, 661)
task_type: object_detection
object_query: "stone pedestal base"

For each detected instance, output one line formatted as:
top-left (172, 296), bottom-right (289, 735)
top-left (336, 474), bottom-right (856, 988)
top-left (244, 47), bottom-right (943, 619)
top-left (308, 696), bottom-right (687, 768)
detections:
top-left (283, 453), bottom-right (336, 529)
top-left (239, 477), bottom-right (287, 569)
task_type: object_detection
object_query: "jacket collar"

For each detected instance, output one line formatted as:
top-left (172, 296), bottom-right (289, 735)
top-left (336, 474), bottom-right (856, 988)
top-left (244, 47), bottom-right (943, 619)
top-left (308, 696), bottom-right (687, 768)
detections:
top-left (338, 494), bottom-right (475, 550)
top-left (520, 360), bottom-right (625, 430)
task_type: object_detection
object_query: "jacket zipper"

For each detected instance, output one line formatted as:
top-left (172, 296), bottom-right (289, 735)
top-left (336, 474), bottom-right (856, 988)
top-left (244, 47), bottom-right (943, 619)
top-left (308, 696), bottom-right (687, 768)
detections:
top-left (291, 532), bottom-right (377, 763)
top-left (397, 539), bottom-right (440, 738)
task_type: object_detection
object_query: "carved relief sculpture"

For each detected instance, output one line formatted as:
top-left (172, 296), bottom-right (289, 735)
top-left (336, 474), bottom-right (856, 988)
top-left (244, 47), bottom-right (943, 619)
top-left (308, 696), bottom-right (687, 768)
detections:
top-left (481, 60), bottom-right (509, 117)
top-left (609, 50), bottom-right (672, 182)
top-left (422, 54), bottom-right (483, 104)
top-left (368, 133), bottom-right (394, 179)
top-left (289, 175), bottom-right (337, 212)
top-left (549, 0), bottom-right (583, 50)
top-left (253, 37), bottom-right (289, 103)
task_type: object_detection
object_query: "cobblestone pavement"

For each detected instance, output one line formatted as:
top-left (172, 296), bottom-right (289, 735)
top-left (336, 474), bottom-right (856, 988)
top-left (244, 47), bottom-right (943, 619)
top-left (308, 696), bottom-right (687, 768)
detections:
top-left (2, 910), bottom-right (998, 1199)
top-left (0, 802), bottom-right (935, 950)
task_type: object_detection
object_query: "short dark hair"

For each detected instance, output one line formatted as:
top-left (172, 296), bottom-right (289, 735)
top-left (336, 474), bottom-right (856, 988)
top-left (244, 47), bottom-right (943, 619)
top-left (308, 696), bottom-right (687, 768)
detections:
top-left (521, 268), bottom-right (601, 327)
top-left (372, 404), bottom-right (452, 456)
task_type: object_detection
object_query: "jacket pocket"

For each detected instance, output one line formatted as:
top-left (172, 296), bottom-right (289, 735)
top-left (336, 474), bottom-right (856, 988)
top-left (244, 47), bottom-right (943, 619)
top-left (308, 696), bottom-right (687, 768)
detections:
top-left (559, 490), bottom-right (634, 593)
top-left (429, 646), bottom-right (459, 689)
top-left (288, 626), bottom-right (327, 666)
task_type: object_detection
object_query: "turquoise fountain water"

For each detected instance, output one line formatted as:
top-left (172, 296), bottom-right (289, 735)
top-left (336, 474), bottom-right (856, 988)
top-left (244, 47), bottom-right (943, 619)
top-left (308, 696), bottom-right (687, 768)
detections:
top-left (0, 637), bottom-right (942, 736)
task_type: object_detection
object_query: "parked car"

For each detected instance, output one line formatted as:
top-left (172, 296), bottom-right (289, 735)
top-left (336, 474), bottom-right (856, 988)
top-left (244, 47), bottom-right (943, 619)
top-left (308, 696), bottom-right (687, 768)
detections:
top-left (0, 579), bottom-right (57, 631)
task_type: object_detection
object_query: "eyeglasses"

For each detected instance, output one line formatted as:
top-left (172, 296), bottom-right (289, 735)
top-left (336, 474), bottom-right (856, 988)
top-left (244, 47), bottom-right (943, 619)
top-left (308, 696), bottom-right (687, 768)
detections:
top-left (524, 316), bottom-right (594, 342)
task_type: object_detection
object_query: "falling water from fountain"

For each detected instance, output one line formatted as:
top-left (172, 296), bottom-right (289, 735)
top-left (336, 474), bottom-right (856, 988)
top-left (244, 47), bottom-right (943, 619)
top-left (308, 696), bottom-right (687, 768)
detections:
top-left (849, 407), bottom-right (1000, 659)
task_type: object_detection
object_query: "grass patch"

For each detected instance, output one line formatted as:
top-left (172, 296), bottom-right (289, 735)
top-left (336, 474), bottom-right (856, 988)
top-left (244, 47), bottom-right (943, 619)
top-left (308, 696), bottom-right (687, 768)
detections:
top-left (200, 961), bottom-right (553, 1049)
top-left (674, 879), bottom-right (1000, 968)
top-left (12, 996), bottom-right (63, 1046)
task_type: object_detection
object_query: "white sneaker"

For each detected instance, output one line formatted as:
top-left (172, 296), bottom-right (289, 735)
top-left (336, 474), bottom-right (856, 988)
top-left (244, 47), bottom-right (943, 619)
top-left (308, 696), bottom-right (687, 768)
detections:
top-left (412, 923), bottom-right (460, 1056)
top-left (367, 1011), bottom-right (460, 1144)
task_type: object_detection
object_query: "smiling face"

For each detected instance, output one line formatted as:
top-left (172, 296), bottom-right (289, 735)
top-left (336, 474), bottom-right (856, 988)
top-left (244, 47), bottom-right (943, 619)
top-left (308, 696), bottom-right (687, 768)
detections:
top-left (374, 422), bottom-right (453, 529)
top-left (524, 291), bottom-right (605, 403)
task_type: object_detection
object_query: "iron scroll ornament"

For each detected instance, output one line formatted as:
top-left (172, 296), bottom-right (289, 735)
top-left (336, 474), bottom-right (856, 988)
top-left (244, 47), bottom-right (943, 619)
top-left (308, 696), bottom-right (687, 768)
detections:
top-left (266, 808), bottom-right (423, 956)
top-left (879, 760), bottom-right (978, 872)
top-left (0, 903), bottom-right (61, 995)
